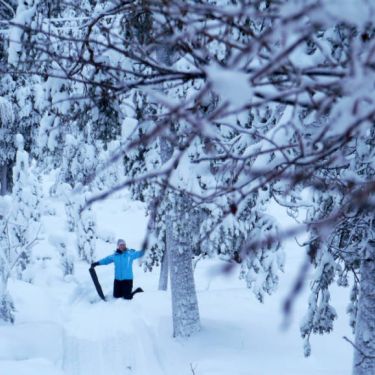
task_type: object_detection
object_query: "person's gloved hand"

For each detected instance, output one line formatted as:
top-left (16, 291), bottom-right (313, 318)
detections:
top-left (91, 262), bottom-right (99, 268)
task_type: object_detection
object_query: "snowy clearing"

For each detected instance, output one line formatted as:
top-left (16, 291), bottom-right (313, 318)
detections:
top-left (0, 185), bottom-right (353, 375)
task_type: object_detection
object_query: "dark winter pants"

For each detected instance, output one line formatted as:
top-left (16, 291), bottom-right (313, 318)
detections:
top-left (113, 279), bottom-right (133, 299)
top-left (113, 279), bottom-right (144, 299)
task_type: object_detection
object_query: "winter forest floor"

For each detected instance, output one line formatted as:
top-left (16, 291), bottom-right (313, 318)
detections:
top-left (0, 174), bottom-right (354, 375)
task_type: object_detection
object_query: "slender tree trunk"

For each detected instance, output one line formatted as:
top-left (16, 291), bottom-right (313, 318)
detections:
top-left (158, 136), bottom-right (173, 291)
top-left (167, 193), bottom-right (200, 337)
top-left (158, 249), bottom-right (168, 291)
top-left (0, 164), bottom-right (8, 195)
top-left (353, 241), bottom-right (375, 375)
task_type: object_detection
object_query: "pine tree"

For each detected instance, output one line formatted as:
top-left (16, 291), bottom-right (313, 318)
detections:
top-left (10, 134), bottom-right (42, 279)
top-left (0, 134), bottom-right (41, 323)
top-left (60, 183), bottom-right (76, 232)
top-left (266, 14), bottom-right (375, 371)
top-left (77, 204), bottom-right (97, 263)
top-left (118, 0), bottom-right (286, 336)
top-left (0, 198), bottom-right (15, 323)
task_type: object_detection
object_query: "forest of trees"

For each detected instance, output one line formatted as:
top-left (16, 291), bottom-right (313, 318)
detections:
top-left (0, 1), bottom-right (374, 374)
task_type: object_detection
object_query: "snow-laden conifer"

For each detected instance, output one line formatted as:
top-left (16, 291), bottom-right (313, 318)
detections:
top-left (59, 183), bottom-right (76, 233)
top-left (59, 182), bottom-right (97, 263)
top-left (274, 18), bottom-right (375, 368)
top-left (76, 205), bottom-right (97, 264)
top-left (0, 135), bottom-right (41, 322)
top-left (94, 140), bottom-right (122, 191)
top-left (10, 134), bottom-right (42, 279)
top-left (0, 197), bottom-right (15, 323)
top-left (0, 72), bottom-right (42, 195)
top-left (49, 234), bottom-right (74, 277)
top-left (59, 134), bottom-right (80, 187)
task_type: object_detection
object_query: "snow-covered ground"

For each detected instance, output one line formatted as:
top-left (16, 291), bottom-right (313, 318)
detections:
top-left (0, 178), bottom-right (354, 375)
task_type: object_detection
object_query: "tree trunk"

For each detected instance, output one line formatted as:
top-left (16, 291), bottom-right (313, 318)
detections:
top-left (158, 136), bottom-right (173, 291)
top-left (167, 193), bottom-right (200, 337)
top-left (156, 40), bottom-right (199, 334)
top-left (158, 249), bottom-right (168, 291)
top-left (0, 164), bottom-right (8, 196)
top-left (353, 241), bottom-right (375, 375)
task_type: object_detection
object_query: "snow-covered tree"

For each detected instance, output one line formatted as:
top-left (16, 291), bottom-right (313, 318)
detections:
top-left (10, 134), bottom-right (42, 279)
top-left (76, 204), bottom-right (97, 264)
top-left (59, 180), bottom-right (98, 263)
top-left (3, 0), bottom-right (375, 365)
top-left (259, 10), bottom-right (375, 372)
top-left (0, 197), bottom-right (15, 323)
top-left (2, 0), bottom-right (293, 338)
top-left (59, 183), bottom-right (76, 232)
top-left (295, 121), bottom-right (375, 370)
top-left (0, 135), bottom-right (42, 323)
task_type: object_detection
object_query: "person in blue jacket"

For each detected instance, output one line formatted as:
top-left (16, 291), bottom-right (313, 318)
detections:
top-left (91, 239), bottom-right (145, 299)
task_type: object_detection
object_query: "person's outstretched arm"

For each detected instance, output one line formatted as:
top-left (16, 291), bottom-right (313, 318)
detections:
top-left (91, 254), bottom-right (115, 268)
top-left (130, 249), bottom-right (145, 260)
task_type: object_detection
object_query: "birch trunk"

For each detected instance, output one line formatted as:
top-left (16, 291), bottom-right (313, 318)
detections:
top-left (167, 193), bottom-right (200, 337)
top-left (353, 241), bottom-right (375, 375)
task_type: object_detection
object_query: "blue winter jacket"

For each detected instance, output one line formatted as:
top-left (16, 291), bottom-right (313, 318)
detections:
top-left (98, 249), bottom-right (145, 280)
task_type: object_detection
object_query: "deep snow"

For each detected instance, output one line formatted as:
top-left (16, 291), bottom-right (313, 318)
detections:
top-left (0, 181), bottom-right (354, 375)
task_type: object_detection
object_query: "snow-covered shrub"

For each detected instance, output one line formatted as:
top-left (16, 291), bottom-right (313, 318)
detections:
top-left (49, 234), bottom-right (74, 276)
top-left (0, 292), bottom-right (15, 324)
top-left (60, 183), bottom-right (76, 232)
top-left (30, 246), bottom-right (64, 285)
